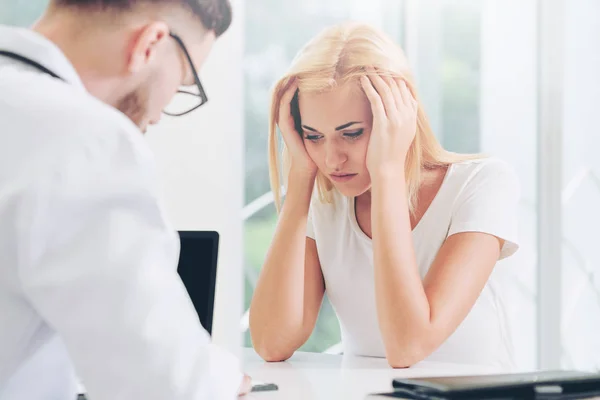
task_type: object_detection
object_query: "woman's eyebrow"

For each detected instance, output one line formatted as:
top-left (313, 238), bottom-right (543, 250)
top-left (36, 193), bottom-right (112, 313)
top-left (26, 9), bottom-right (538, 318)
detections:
top-left (301, 121), bottom-right (363, 132)
top-left (335, 121), bottom-right (362, 131)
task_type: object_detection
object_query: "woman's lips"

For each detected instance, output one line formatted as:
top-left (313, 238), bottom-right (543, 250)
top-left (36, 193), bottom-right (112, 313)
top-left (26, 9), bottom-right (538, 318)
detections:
top-left (329, 173), bottom-right (358, 183)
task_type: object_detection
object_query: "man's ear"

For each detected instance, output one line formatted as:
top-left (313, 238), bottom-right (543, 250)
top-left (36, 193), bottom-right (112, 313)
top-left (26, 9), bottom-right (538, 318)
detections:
top-left (127, 22), bottom-right (170, 74)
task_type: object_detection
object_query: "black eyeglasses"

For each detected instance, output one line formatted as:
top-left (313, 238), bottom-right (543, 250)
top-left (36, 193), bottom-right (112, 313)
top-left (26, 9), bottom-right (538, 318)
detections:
top-left (163, 33), bottom-right (208, 117)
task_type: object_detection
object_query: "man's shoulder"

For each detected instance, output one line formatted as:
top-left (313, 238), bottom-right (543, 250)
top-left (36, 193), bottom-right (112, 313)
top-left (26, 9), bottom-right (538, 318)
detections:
top-left (0, 74), bottom-right (153, 183)
top-left (0, 66), bottom-right (140, 143)
top-left (45, 84), bottom-right (139, 141)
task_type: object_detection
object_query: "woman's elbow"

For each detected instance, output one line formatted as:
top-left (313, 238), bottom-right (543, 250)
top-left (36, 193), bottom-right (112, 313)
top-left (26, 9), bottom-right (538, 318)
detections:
top-left (250, 329), bottom-right (295, 362)
top-left (385, 341), bottom-right (435, 369)
top-left (387, 356), bottom-right (417, 369)
top-left (253, 343), bottom-right (294, 362)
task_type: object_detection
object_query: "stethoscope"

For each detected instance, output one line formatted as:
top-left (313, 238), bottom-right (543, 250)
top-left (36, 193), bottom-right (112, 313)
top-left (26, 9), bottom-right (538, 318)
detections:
top-left (0, 50), bottom-right (65, 82)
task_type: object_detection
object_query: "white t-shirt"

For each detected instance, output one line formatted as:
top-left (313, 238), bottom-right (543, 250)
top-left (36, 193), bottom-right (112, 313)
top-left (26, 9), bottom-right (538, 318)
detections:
top-left (307, 158), bottom-right (520, 371)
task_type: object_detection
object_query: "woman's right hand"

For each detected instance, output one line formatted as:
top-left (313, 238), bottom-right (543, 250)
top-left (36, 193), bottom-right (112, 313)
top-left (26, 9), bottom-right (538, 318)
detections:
top-left (278, 79), bottom-right (318, 178)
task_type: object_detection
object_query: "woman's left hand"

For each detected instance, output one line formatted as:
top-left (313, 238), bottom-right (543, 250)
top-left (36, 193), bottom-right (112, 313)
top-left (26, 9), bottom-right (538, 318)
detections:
top-left (361, 70), bottom-right (418, 178)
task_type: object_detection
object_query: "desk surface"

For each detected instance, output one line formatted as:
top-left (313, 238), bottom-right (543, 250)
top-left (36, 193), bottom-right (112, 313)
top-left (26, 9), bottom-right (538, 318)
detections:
top-left (242, 348), bottom-right (499, 400)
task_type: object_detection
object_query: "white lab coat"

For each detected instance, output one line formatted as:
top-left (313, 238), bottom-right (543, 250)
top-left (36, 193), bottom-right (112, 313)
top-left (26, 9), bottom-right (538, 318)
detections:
top-left (0, 25), bottom-right (242, 400)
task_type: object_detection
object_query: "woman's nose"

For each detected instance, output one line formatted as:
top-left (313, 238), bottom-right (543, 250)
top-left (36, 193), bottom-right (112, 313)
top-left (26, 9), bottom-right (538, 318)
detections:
top-left (324, 142), bottom-right (348, 170)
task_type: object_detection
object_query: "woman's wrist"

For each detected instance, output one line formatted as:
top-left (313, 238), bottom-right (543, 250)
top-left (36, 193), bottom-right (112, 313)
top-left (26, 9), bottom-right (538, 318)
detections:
top-left (369, 166), bottom-right (406, 188)
top-left (281, 168), bottom-right (316, 215)
top-left (288, 165), bottom-right (318, 185)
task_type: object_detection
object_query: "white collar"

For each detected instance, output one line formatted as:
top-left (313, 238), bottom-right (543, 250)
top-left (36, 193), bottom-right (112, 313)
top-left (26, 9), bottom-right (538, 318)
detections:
top-left (0, 25), bottom-right (85, 90)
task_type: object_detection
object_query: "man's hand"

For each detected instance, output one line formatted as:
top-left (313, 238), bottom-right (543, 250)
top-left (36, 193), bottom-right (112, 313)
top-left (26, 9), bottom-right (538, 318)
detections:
top-left (238, 374), bottom-right (253, 397)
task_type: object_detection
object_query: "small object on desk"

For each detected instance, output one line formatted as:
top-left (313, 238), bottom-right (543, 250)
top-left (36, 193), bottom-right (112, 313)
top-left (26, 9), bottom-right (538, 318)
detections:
top-left (251, 380), bottom-right (279, 392)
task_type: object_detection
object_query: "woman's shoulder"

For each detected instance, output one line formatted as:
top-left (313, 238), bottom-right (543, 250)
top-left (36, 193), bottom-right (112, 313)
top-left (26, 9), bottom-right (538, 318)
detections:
top-left (450, 156), bottom-right (516, 173)
top-left (445, 157), bottom-right (521, 209)
top-left (443, 157), bottom-right (521, 259)
top-left (448, 157), bottom-right (519, 189)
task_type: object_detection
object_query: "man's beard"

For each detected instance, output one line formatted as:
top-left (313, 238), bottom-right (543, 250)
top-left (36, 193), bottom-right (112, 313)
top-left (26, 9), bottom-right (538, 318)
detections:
top-left (116, 86), bottom-right (150, 133)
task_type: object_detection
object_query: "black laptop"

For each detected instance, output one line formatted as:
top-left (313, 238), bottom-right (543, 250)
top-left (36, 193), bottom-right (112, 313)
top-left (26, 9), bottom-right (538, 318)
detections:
top-left (371, 371), bottom-right (600, 399)
top-left (177, 231), bottom-right (219, 335)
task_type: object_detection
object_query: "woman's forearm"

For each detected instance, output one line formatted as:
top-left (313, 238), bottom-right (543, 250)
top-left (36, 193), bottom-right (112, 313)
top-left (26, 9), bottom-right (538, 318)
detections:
top-left (371, 171), bottom-right (433, 367)
top-left (249, 169), bottom-right (317, 360)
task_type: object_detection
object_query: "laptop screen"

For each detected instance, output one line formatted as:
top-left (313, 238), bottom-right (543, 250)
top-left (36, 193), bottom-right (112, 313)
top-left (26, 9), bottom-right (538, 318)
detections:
top-left (177, 231), bottom-right (219, 335)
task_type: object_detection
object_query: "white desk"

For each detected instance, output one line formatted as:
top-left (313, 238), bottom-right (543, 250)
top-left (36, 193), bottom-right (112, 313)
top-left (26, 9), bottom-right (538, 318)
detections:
top-left (242, 348), bottom-right (499, 399)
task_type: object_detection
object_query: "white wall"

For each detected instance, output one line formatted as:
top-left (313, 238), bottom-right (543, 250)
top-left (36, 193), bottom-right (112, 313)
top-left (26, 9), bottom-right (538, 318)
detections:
top-left (146, 0), bottom-right (245, 357)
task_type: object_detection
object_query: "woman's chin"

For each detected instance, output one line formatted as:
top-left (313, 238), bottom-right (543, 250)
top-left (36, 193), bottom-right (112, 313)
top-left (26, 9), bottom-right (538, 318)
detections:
top-left (330, 180), bottom-right (371, 198)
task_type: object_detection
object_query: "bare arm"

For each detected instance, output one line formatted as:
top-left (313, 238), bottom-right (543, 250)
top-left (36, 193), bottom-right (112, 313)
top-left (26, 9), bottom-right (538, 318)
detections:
top-left (249, 170), bottom-right (325, 362)
top-left (251, 79), bottom-right (326, 362)
top-left (371, 174), bottom-right (502, 367)
top-left (362, 72), bottom-right (505, 368)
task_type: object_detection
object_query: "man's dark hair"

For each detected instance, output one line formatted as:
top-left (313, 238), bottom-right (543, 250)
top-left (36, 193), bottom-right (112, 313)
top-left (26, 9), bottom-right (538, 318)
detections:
top-left (52, 0), bottom-right (232, 37)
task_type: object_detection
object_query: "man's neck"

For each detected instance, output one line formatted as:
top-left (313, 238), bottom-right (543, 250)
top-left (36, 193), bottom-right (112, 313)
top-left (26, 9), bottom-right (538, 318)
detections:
top-left (32, 14), bottom-right (127, 107)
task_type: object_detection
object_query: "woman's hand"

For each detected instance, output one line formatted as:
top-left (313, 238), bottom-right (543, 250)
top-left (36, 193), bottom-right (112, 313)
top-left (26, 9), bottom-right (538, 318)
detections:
top-left (278, 79), bottom-right (318, 178)
top-left (361, 70), bottom-right (418, 178)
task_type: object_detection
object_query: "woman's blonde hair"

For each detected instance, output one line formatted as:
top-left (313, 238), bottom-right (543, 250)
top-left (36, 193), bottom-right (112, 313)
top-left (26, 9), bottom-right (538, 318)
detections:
top-left (268, 22), bottom-right (477, 214)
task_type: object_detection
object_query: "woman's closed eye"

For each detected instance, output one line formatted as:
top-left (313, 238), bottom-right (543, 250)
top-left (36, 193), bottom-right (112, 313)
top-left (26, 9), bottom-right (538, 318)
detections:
top-left (303, 129), bottom-right (364, 142)
top-left (343, 129), bottom-right (364, 139)
top-left (304, 133), bottom-right (323, 142)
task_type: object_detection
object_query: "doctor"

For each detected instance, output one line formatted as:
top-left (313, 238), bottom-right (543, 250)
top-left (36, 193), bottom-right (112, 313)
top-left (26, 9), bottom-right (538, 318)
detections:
top-left (0, 0), bottom-right (250, 399)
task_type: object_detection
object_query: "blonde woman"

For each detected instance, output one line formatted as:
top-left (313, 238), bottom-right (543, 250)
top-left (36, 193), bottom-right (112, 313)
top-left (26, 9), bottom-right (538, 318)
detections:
top-left (249, 22), bottom-right (520, 370)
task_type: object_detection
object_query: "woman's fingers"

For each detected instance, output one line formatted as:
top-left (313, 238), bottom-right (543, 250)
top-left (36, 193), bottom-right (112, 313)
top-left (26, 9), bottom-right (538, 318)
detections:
top-left (364, 70), bottom-right (417, 123)
top-left (278, 79), bottom-right (298, 127)
top-left (385, 75), bottom-right (403, 112)
top-left (361, 75), bottom-right (386, 122)
top-left (397, 78), bottom-right (417, 111)
top-left (366, 70), bottom-right (396, 118)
